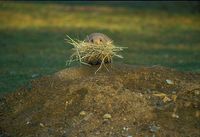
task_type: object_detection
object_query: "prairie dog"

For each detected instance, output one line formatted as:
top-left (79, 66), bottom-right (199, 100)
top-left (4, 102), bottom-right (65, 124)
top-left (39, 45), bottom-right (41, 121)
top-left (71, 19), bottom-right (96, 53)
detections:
top-left (84, 33), bottom-right (112, 65)
top-left (85, 33), bottom-right (112, 45)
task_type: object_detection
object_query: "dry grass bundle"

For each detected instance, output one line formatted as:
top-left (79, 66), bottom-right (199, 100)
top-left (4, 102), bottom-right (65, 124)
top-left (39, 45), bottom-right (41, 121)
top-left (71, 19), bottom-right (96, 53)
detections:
top-left (66, 35), bottom-right (126, 73)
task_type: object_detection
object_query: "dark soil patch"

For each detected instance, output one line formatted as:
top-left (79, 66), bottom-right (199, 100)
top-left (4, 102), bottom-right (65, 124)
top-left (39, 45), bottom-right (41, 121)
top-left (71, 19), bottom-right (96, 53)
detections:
top-left (0, 64), bottom-right (199, 137)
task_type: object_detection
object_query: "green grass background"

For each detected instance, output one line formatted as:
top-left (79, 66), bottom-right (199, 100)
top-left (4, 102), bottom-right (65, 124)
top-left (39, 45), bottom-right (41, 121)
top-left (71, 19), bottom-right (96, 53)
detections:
top-left (0, 2), bottom-right (200, 93)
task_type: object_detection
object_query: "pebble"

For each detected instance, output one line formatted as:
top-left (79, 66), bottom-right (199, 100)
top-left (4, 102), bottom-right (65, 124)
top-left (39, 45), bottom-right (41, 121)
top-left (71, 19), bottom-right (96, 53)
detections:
top-left (40, 123), bottom-right (45, 127)
top-left (26, 121), bottom-right (31, 125)
top-left (123, 126), bottom-right (129, 131)
top-left (172, 113), bottom-right (179, 118)
top-left (139, 93), bottom-right (143, 97)
top-left (166, 79), bottom-right (174, 85)
top-left (79, 111), bottom-right (86, 116)
top-left (103, 114), bottom-right (112, 119)
top-left (149, 124), bottom-right (160, 133)
top-left (172, 91), bottom-right (176, 94)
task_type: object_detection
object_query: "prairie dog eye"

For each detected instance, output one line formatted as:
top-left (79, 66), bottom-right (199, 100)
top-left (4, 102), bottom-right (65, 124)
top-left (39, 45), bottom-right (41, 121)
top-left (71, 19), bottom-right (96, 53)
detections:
top-left (100, 39), bottom-right (102, 42)
top-left (91, 39), bottom-right (94, 43)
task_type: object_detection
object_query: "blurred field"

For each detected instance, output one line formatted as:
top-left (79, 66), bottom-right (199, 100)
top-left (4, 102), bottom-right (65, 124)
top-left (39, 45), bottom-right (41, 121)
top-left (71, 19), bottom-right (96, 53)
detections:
top-left (0, 2), bottom-right (200, 93)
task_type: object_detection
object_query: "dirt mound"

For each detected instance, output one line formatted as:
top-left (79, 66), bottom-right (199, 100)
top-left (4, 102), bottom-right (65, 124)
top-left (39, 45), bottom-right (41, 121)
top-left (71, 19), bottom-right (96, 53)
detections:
top-left (0, 64), bottom-right (200, 137)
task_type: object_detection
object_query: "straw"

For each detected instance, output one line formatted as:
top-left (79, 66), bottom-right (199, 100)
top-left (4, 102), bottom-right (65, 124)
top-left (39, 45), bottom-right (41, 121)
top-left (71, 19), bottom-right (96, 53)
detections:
top-left (65, 35), bottom-right (127, 73)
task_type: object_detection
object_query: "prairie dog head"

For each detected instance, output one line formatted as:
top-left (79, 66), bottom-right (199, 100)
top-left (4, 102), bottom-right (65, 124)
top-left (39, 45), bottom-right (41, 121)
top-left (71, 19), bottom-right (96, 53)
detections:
top-left (85, 33), bottom-right (112, 45)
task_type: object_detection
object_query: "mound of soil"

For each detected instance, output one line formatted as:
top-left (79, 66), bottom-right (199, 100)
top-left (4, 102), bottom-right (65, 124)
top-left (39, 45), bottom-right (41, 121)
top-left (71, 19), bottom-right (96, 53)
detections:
top-left (0, 64), bottom-right (200, 137)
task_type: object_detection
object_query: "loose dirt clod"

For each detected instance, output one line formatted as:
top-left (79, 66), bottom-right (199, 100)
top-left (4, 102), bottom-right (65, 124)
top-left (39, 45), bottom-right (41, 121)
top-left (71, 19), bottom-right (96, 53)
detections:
top-left (0, 64), bottom-right (199, 137)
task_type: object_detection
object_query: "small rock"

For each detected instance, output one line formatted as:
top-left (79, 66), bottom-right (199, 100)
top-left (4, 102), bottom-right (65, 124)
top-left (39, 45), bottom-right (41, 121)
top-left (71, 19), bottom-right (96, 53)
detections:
top-left (40, 123), bottom-right (45, 127)
top-left (149, 124), bottom-right (160, 132)
top-left (103, 113), bottom-right (112, 119)
top-left (172, 113), bottom-right (179, 118)
top-left (172, 91), bottom-right (176, 94)
top-left (138, 93), bottom-right (143, 97)
top-left (26, 121), bottom-right (31, 125)
top-left (79, 111), bottom-right (86, 116)
top-left (166, 79), bottom-right (174, 85)
top-left (123, 126), bottom-right (129, 131)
